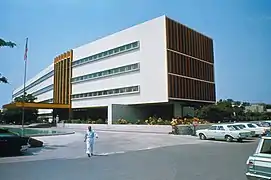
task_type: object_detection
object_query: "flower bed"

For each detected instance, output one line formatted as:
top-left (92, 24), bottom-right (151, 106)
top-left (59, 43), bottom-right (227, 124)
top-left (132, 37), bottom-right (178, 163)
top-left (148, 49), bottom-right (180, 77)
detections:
top-left (114, 117), bottom-right (209, 125)
top-left (65, 118), bottom-right (106, 124)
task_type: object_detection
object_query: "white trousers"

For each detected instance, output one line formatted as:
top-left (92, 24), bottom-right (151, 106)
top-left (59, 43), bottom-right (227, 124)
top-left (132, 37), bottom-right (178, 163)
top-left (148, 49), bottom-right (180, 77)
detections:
top-left (86, 140), bottom-right (94, 154)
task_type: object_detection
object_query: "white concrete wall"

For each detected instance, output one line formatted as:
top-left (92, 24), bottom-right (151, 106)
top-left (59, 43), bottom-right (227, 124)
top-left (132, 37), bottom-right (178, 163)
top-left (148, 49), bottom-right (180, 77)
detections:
top-left (13, 63), bottom-right (54, 102)
top-left (13, 63), bottom-right (54, 94)
top-left (72, 15), bottom-right (168, 108)
top-left (26, 77), bottom-right (53, 95)
top-left (36, 90), bottom-right (53, 102)
top-left (38, 109), bottom-right (52, 114)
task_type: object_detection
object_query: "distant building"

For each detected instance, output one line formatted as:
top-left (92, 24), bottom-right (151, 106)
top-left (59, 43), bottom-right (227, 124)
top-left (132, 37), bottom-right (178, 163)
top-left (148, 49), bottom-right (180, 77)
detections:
top-left (245, 104), bottom-right (265, 113)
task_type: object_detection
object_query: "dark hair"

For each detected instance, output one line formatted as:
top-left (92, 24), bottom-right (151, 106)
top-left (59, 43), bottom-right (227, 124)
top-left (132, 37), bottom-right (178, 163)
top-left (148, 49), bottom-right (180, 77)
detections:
top-left (88, 126), bottom-right (92, 131)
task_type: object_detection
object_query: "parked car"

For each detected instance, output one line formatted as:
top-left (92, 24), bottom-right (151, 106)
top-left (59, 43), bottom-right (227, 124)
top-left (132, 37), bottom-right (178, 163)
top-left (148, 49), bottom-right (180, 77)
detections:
top-left (0, 128), bottom-right (30, 155)
top-left (234, 124), bottom-right (256, 137)
top-left (234, 123), bottom-right (267, 137)
top-left (246, 136), bottom-right (271, 179)
top-left (252, 121), bottom-right (271, 127)
top-left (196, 124), bottom-right (251, 142)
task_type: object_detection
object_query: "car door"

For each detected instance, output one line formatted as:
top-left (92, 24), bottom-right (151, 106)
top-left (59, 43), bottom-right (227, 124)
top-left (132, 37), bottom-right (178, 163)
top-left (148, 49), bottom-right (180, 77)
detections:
top-left (253, 138), bottom-right (271, 176)
top-left (207, 126), bottom-right (217, 138)
top-left (215, 126), bottom-right (226, 140)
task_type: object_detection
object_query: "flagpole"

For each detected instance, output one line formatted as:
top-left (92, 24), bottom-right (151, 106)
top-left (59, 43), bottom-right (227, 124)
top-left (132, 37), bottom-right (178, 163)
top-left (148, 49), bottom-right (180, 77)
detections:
top-left (22, 37), bottom-right (28, 137)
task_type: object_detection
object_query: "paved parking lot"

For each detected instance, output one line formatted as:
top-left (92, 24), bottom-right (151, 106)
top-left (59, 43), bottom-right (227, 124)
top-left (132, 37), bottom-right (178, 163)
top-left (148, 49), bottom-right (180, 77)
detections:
top-left (0, 131), bottom-right (259, 180)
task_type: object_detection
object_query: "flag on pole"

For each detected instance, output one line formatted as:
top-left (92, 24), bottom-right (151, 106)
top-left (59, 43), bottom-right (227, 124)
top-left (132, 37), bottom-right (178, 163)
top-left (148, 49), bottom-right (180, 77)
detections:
top-left (24, 38), bottom-right (28, 61)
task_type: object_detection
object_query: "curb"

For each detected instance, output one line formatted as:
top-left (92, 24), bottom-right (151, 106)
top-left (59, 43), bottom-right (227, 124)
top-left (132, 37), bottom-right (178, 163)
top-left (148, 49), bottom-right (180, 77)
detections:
top-left (26, 131), bottom-right (76, 137)
top-left (94, 129), bottom-right (170, 134)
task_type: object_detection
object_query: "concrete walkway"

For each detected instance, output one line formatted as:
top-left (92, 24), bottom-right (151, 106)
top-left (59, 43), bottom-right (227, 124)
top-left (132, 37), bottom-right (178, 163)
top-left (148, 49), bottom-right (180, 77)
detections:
top-left (1, 124), bottom-right (172, 134)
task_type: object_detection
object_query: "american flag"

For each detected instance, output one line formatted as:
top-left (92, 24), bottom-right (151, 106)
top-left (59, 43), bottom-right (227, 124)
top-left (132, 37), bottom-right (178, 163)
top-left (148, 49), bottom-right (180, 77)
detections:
top-left (24, 38), bottom-right (28, 61)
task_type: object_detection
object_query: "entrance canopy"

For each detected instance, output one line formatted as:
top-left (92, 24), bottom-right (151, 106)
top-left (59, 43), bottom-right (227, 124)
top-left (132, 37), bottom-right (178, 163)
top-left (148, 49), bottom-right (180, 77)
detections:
top-left (3, 102), bottom-right (70, 109)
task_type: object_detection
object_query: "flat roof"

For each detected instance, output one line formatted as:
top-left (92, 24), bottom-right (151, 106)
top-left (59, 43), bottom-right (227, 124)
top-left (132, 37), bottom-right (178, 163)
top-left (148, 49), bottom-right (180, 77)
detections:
top-left (3, 102), bottom-right (70, 109)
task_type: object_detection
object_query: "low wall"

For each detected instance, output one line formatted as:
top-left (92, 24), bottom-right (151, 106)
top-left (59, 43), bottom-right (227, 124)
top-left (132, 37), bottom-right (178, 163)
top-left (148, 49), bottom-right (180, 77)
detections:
top-left (177, 124), bottom-right (212, 135)
top-left (61, 123), bottom-right (172, 134)
top-left (1, 124), bottom-right (212, 135)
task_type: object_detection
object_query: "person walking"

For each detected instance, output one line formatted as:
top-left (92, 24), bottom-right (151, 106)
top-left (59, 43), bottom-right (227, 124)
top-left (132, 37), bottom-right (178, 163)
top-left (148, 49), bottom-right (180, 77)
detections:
top-left (84, 126), bottom-right (98, 157)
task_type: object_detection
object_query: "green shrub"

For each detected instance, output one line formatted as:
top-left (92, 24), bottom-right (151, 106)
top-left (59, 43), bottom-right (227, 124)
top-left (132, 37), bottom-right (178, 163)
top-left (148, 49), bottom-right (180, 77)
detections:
top-left (164, 120), bottom-right (171, 125)
top-left (135, 119), bottom-right (146, 125)
top-left (96, 118), bottom-right (105, 124)
top-left (71, 119), bottom-right (81, 124)
top-left (143, 116), bottom-right (172, 125)
top-left (66, 119), bottom-right (72, 123)
top-left (117, 118), bottom-right (129, 124)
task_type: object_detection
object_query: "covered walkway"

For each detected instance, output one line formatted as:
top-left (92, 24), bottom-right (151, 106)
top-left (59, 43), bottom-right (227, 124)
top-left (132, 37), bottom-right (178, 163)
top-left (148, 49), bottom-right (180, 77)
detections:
top-left (3, 102), bottom-right (70, 109)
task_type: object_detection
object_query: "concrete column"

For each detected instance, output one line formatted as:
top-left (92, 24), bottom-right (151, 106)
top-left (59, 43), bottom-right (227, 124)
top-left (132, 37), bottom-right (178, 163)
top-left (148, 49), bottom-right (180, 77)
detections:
top-left (173, 102), bottom-right (183, 118)
top-left (107, 104), bottom-right (112, 125)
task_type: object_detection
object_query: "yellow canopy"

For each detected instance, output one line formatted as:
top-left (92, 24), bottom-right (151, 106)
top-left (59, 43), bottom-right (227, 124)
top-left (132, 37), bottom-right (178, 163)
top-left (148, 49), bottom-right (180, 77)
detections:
top-left (3, 102), bottom-right (70, 109)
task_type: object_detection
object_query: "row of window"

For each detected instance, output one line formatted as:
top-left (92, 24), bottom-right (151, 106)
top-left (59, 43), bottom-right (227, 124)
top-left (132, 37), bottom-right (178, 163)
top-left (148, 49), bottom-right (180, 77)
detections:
top-left (72, 85), bottom-right (140, 99)
top-left (72, 41), bottom-right (140, 67)
top-left (32, 84), bottom-right (54, 97)
top-left (40, 98), bottom-right (53, 103)
top-left (13, 70), bottom-right (54, 98)
top-left (72, 63), bottom-right (140, 83)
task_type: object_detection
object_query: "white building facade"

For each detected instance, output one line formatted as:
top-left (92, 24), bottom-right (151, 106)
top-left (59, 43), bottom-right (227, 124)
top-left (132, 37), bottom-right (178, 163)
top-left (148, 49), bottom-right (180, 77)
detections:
top-left (11, 15), bottom-right (216, 124)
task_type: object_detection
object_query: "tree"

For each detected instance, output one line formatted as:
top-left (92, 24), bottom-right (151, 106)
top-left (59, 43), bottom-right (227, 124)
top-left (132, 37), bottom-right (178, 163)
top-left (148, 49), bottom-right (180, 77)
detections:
top-left (2, 93), bottom-right (38, 125)
top-left (196, 99), bottom-right (250, 122)
top-left (0, 38), bottom-right (16, 48)
top-left (196, 99), bottom-right (271, 122)
top-left (0, 74), bottom-right (8, 83)
top-left (0, 109), bottom-right (3, 124)
top-left (0, 38), bottom-right (16, 83)
top-left (14, 93), bottom-right (37, 103)
top-left (242, 102), bottom-right (251, 106)
top-left (195, 104), bottom-right (224, 122)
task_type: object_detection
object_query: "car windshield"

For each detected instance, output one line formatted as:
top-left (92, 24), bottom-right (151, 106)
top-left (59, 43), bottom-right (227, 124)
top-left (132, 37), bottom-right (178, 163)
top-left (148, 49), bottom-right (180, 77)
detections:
top-left (227, 125), bottom-right (240, 131)
top-left (247, 124), bottom-right (256, 128)
top-left (262, 122), bottom-right (270, 127)
top-left (235, 125), bottom-right (245, 129)
top-left (255, 123), bottom-right (263, 127)
top-left (0, 129), bottom-right (10, 134)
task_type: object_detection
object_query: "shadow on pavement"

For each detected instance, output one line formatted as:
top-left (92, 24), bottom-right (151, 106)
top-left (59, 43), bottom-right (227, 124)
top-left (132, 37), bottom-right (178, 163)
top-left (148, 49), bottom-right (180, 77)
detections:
top-left (206, 138), bottom-right (258, 143)
top-left (0, 144), bottom-right (67, 158)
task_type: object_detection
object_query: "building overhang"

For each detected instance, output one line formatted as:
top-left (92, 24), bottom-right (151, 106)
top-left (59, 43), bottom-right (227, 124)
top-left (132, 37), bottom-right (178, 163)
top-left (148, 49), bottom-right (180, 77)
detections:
top-left (2, 102), bottom-right (70, 109)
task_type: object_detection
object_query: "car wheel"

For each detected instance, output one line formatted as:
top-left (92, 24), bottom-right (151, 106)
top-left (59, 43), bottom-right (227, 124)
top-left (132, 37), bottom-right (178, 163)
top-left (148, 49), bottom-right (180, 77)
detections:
top-left (237, 138), bottom-right (243, 143)
top-left (199, 133), bottom-right (206, 140)
top-left (225, 135), bottom-right (233, 142)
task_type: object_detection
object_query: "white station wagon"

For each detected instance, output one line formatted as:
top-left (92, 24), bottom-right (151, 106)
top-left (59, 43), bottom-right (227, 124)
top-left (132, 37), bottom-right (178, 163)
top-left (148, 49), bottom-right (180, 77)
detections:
top-left (196, 124), bottom-right (252, 142)
top-left (234, 122), bottom-right (268, 137)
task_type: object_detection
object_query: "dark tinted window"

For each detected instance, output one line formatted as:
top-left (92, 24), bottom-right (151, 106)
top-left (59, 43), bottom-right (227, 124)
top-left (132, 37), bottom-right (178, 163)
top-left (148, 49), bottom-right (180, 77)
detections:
top-left (0, 129), bottom-right (9, 133)
top-left (247, 124), bottom-right (256, 128)
top-left (209, 126), bottom-right (217, 130)
top-left (261, 139), bottom-right (271, 154)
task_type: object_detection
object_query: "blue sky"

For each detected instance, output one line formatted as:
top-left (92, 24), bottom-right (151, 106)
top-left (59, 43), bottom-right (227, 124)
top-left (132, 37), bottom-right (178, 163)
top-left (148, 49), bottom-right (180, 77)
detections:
top-left (1, 0), bottom-right (271, 106)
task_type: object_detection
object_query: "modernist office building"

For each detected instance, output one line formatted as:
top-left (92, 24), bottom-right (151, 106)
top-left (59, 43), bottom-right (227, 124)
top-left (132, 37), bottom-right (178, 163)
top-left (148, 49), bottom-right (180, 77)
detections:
top-left (8, 15), bottom-right (216, 124)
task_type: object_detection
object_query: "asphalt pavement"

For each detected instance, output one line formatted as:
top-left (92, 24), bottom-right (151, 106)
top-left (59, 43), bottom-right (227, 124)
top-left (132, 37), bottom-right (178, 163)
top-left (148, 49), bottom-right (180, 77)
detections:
top-left (0, 138), bottom-right (259, 180)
